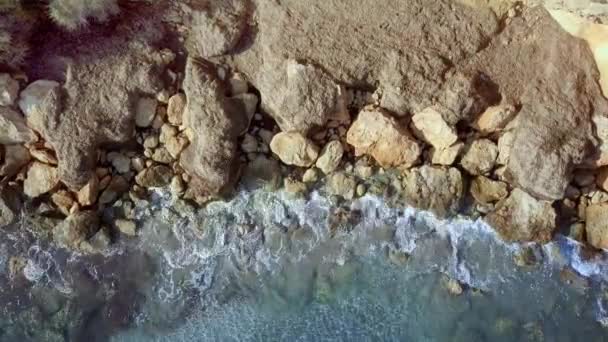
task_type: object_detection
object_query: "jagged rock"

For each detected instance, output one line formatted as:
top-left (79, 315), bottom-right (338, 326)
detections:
top-left (179, 58), bottom-right (239, 196)
top-left (473, 104), bottom-right (517, 134)
top-left (135, 97), bottom-right (158, 128)
top-left (586, 114), bottom-right (608, 168)
top-left (159, 124), bottom-right (178, 144)
top-left (270, 132), bottom-right (319, 167)
top-left (460, 139), bottom-right (498, 176)
top-left (257, 59), bottom-right (348, 134)
top-left (98, 176), bottom-right (129, 205)
top-left (0, 106), bottom-right (37, 144)
top-left (0, 73), bottom-right (19, 106)
top-left (167, 93), bottom-right (186, 126)
top-left (115, 219), bottom-right (136, 236)
top-left (165, 135), bottom-right (189, 158)
top-left (170, 175), bottom-right (185, 196)
top-left (135, 165), bottom-right (172, 188)
top-left (53, 211), bottom-right (99, 250)
top-left (17, 80), bottom-right (60, 117)
top-left (0, 185), bottom-right (21, 227)
top-left (496, 131), bottom-right (515, 165)
top-left (347, 108), bottom-right (421, 168)
top-left (464, 8), bottom-right (608, 200)
top-left (0, 144), bottom-right (30, 177)
top-left (586, 203), bottom-right (608, 249)
top-left (29, 147), bottom-right (57, 165)
top-left (327, 172), bottom-right (356, 200)
top-left (411, 107), bottom-right (458, 149)
top-left (316, 140), bottom-right (344, 174)
top-left (240, 134), bottom-right (258, 153)
top-left (486, 188), bottom-right (556, 243)
top-left (77, 176), bottom-right (99, 206)
top-left (284, 177), bottom-right (307, 195)
top-left (231, 93), bottom-right (259, 135)
top-left (401, 166), bottom-right (464, 217)
top-left (24, 37), bottom-right (168, 190)
top-left (152, 147), bottom-right (174, 164)
top-left (430, 142), bottom-right (464, 166)
top-left (23, 162), bottom-right (60, 198)
top-left (471, 176), bottom-right (509, 204)
top-left (51, 190), bottom-right (75, 216)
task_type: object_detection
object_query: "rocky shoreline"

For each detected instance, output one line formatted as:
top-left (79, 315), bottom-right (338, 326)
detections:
top-left (1, 0), bottom-right (608, 259)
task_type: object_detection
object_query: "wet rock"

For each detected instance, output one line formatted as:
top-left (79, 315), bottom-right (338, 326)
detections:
top-left (387, 247), bottom-right (409, 266)
top-left (23, 162), bottom-right (60, 198)
top-left (135, 165), bottom-right (173, 188)
top-left (355, 184), bottom-right (367, 197)
top-left (241, 155), bottom-right (282, 190)
top-left (0, 144), bottom-right (30, 177)
top-left (0, 73), bottom-right (19, 106)
top-left (170, 175), bottom-right (185, 196)
top-left (316, 140), bottom-right (344, 174)
top-left (270, 132), bottom-right (319, 167)
top-left (473, 104), bottom-right (517, 134)
top-left (114, 219), bottom-right (136, 236)
top-left (0, 185), bottom-right (21, 226)
top-left (460, 139), bottom-right (498, 176)
top-left (135, 97), bottom-right (158, 128)
top-left (53, 211), bottom-right (99, 250)
top-left (585, 203), bottom-right (608, 249)
top-left (0, 106), bottom-right (37, 144)
top-left (167, 93), bottom-right (186, 126)
top-left (443, 277), bottom-right (464, 296)
top-left (430, 142), bottom-right (464, 166)
top-left (411, 107), bottom-right (458, 149)
top-left (402, 166), bottom-right (464, 217)
top-left (486, 188), bottom-right (556, 243)
top-left (347, 107), bottom-right (421, 168)
top-left (257, 59), bottom-right (348, 134)
top-left (513, 245), bottom-right (543, 267)
top-left (179, 58), bottom-right (239, 196)
top-left (17, 79), bottom-right (60, 117)
top-left (77, 176), bottom-right (99, 206)
top-left (88, 227), bottom-right (111, 252)
top-left (327, 172), bottom-right (357, 200)
top-left (470, 176), bottom-right (509, 204)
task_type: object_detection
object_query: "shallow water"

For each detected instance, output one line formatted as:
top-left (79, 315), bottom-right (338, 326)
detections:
top-left (2, 189), bottom-right (608, 341)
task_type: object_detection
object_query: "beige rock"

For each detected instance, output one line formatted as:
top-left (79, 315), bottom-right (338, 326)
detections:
top-left (597, 167), bottom-right (608, 192)
top-left (302, 168), bottom-right (319, 183)
top-left (167, 93), bottom-right (186, 126)
top-left (356, 184), bottom-right (367, 197)
top-left (77, 176), bottom-right (99, 206)
top-left (347, 108), bottom-right (421, 168)
top-left (51, 190), bottom-right (75, 216)
top-left (327, 172), bottom-right (357, 200)
top-left (0, 144), bottom-right (31, 177)
top-left (430, 142), bottom-right (464, 166)
top-left (497, 131), bottom-right (514, 165)
top-left (0, 73), bottom-right (19, 106)
top-left (0, 107), bottom-right (37, 145)
top-left (53, 211), bottom-right (99, 250)
top-left (131, 157), bottom-right (145, 172)
top-left (316, 140), bottom-right (344, 174)
top-left (160, 123), bottom-right (178, 144)
top-left (165, 136), bottom-right (189, 158)
top-left (586, 203), bottom-right (608, 249)
top-left (486, 188), bottom-right (556, 243)
top-left (473, 104), bottom-right (517, 134)
top-left (270, 132), bottom-right (319, 167)
top-left (115, 219), bottom-right (137, 236)
top-left (98, 176), bottom-right (129, 205)
top-left (135, 97), bottom-right (158, 127)
top-left (284, 177), bottom-right (307, 195)
top-left (135, 165), bottom-right (173, 188)
top-left (402, 166), bottom-right (464, 217)
top-left (443, 277), bottom-right (463, 296)
top-left (152, 147), bottom-right (174, 164)
top-left (143, 135), bottom-right (159, 149)
top-left (471, 176), bottom-right (509, 204)
top-left (411, 107), bottom-right (458, 149)
top-left (17, 80), bottom-right (60, 117)
top-left (170, 175), bottom-right (185, 196)
top-left (29, 147), bottom-right (57, 165)
top-left (24, 162), bottom-right (59, 198)
top-left (241, 155), bottom-right (282, 190)
top-left (228, 74), bottom-right (249, 95)
top-left (460, 139), bottom-right (498, 175)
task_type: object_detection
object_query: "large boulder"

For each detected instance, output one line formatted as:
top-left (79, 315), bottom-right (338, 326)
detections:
top-left (401, 166), bottom-right (464, 217)
top-left (179, 58), bottom-right (240, 196)
top-left (486, 188), bottom-right (556, 243)
top-left (347, 108), bottom-right (421, 168)
top-left (463, 7), bottom-right (608, 200)
top-left (586, 203), bottom-right (608, 250)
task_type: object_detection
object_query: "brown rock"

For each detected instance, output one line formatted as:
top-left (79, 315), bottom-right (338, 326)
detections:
top-left (473, 104), bottom-right (517, 134)
top-left (167, 93), bottom-right (186, 126)
top-left (53, 211), bottom-right (99, 250)
top-left (77, 176), bottom-right (99, 207)
top-left (586, 203), bottom-right (608, 249)
top-left (29, 147), bottom-right (57, 165)
top-left (115, 219), bottom-right (137, 236)
top-left (165, 135), bottom-right (189, 158)
top-left (401, 166), bottom-right (464, 217)
top-left (270, 132), bottom-right (319, 167)
top-left (152, 147), bottom-right (174, 164)
top-left (23, 162), bottom-right (60, 198)
top-left (51, 190), bottom-right (75, 216)
top-left (470, 176), bottom-right (509, 204)
top-left (430, 142), bottom-right (464, 166)
top-left (347, 108), bottom-right (421, 168)
top-left (0, 185), bottom-right (21, 226)
top-left (135, 165), bottom-right (173, 188)
top-left (316, 140), bottom-right (344, 174)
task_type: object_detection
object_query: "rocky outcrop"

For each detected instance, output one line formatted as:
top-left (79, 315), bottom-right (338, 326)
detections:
top-left (270, 132), bottom-right (319, 167)
top-left (585, 203), bottom-right (608, 250)
top-left (401, 166), bottom-right (464, 217)
top-left (347, 108), bottom-right (421, 168)
top-left (179, 58), bottom-right (240, 196)
top-left (486, 188), bottom-right (556, 243)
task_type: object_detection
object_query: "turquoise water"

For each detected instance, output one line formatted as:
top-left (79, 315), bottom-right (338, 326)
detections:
top-left (2, 190), bottom-right (608, 341)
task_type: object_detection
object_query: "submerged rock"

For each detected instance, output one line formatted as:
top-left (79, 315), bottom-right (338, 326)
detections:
top-left (270, 132), bottom-right (319, 167)
top-left (53, 211), bottom-right (99, 250)
top-left (401, 166), bottom-right (464, 217)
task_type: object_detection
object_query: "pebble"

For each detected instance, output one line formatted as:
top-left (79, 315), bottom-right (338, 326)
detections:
top-left (135, 97), bottom-right (158, 127)
top-left (143, 135), bottom-right (159, 149)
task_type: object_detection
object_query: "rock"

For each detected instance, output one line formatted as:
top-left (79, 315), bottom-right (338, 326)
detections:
top-left (356, 184), bottom-right (367, 197)
top-left (574, 170), bottom-right (596, 187)
top-left (586, 114), bottom-right (608, 168)
top-left (165, 136), bottom-right (189, 158)
top-left (98, 176), bottom-right (129, 205)
top-left (135, 97), bottom-right (158, 128)
top-left (23, 36), bottom-right (168, 190)
top-left (411, 107), bottom-right (458, 149)
top-left (77, 176), bottom-right (99, 206)
top-left (443, 277), bottom-right (464, 296)
top-left (316, 140), bottom-right (344, 174)
top-left (0, 73), bottom-right (19, 106)
top-left (597, 167), bottom-right (608, 192)
top-left (402, 166), bottom-right (464, 217)
top-left (270, 132), bottom-right (319, 167)
top-left (240, 133), bottom-right (258, 153)
top-left (0, 144), bottom-right (30, 177)
top-left (114, 219), bottom-right (136, 236)
top-left (257, 59), bottom-right (348, 134)
top-left (346, 108), bottom-right (421, 168)
top-left (152, 147), bottom-right (174, 164)
top-left (258, 129), bottom-right (274, 145)
top-left (241, 155), bottom-right (282, 190)
top-left (179, 58), bottom-right (240, 196)
top-left (17, 80), bottom-right (60, 117)
top-left (585, 203), bottom-right (608, 249)
top-left (496, 131), bottom-right (514, 165)
top-left (470, 176), bottom-right (509, 204)
top-left (228, 74), bottom-right (249, 95)
top-left (473, 104), bottom-right (517, 134)
top-left (107, 152), bottom-right (131, 174)
top-left (0, 185), bottom-right (21, 226)
top-left (159, 123), bottom-right (178, 144)
top-left (284, 177), bottom-right (307, 195)
top-left (430, 142), bottom-right (464, 166)
top-left (327, 172), bottom-right (356, 200)
top-left (29, 147), bottom-right (57, 165)
top-left (53, 211), bottom-right (99, 250)
top-left (302, 168), bottom-right (319, 183)
top-left (88, 228), bottom-right (111, 252)
top-left (130, 157), bottom-right (145, 172)
top-left (23, 162), bottom-right (59, 198)
top-left (50, 190), bottom-right (75, 216)
top-left (486, 188), bottom-right (556, 243)
top-left (167, 93), bottom-right (186, 126)
top-left (143, 135), bottom-right (159, 149)
top-left (354, 163), bottom-right (374, 179)
top-left (0, 106), bottom-right (37, 144)
top-left (231, 93), bottom-right (259, 134)
top-left (460, 139), bottom-right (498, 175)
top-left (135, 165), bottom-right (173, 188)
top-left (170, 176), bottom-right (185, 196)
